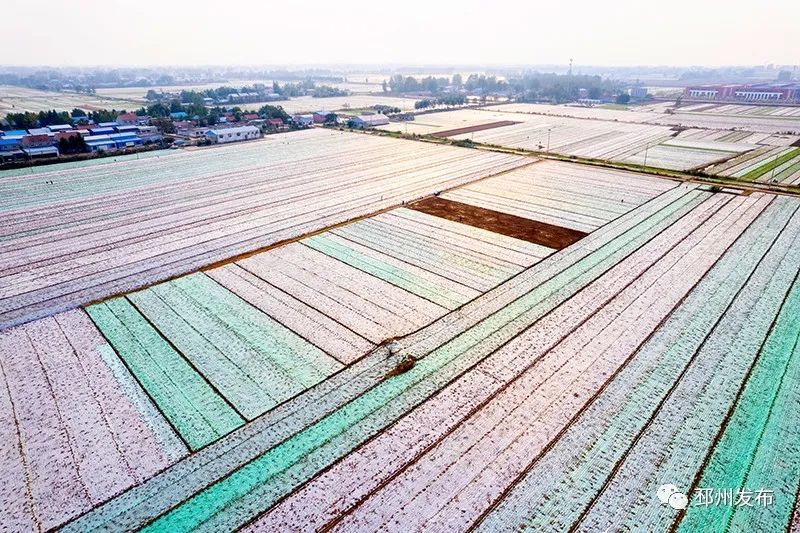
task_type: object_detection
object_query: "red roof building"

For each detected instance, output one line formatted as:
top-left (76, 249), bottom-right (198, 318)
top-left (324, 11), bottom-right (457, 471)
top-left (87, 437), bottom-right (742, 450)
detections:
top-left (116, 113), bottom-right (139, 126)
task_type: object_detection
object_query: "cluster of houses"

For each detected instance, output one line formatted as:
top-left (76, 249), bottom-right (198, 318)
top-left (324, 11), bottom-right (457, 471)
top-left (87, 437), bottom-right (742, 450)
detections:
top-left (174, 111), bottom-right (287, 140)
top-left (290, 110), bottom-right (390, 129)
top-left (173, 109), bottom-right (392, 144)
top-left (0, 112), bottom-right (162, 162)
top-left (1, 105), bottom-right (401, 162)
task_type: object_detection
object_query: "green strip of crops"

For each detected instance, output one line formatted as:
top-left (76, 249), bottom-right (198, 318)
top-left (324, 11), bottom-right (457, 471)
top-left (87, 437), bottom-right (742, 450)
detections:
top-left (87, 299), bottom-right (244, 450)
top-left (477, 197), bottom-right (797, 532)
top-left (678, 271), bottom-right (800, 533)
top-left (742, 148), bottom-right (800, 181)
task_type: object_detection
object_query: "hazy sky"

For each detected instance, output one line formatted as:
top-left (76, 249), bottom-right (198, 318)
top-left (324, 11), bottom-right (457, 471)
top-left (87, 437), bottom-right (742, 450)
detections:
top-left (5, 0), bottom-right (799, 67)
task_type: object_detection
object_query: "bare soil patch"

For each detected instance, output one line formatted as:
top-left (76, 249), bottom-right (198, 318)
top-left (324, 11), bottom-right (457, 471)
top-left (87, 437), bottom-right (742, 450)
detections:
top-left (431, 121), bottom-right (519, 138)
top-left (409, 196), bottom-right (587, 249)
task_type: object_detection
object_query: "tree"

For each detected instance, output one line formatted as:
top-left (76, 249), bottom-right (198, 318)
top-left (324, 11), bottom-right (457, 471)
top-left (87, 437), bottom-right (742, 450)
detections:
top-left (58, 135), bottom-right (88, 154)
top-left (89, 109), bottom-right (120, 123)
top-left (256, 105), bottom-right (289, 121)
top-left (382, 80), bottom-right (388, 93)
top-left (152, 117), bottom-right (175, 134)
top-left (6, 111), bottom-right (40, 129)
top-left (452, 73), bottom-right (463, 87)
top-left (615, 93), bottom-right (631, 105)
top-left (146, 103), bottom-right (171, 118)
top-left (71, 108), bottom-right (87, 118)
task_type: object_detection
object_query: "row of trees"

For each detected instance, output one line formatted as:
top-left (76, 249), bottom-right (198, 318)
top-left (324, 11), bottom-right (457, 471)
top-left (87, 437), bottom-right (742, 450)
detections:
top-left (272, 80), bottom-right (348, 98)
top-left (381, 72), bottom-right (624, 104)
top-left (414, 94), bottom-right (467, 109)
top-left (384, 75), bottom-right (450, 94)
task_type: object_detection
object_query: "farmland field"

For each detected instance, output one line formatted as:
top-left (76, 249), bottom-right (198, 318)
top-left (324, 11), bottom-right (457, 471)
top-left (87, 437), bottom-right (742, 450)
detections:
top-left (238, 94), bottom-right (419, 113)
top-left (645, 103), bottom-right (800, 134)
top-left (441, 160), bottom-right (678, 232)
top-left (26, 181), bottom-right (795, 533)
top-left (0, 85), bottom-right (143, 115)
top-left (0, 128), bottom-right (528, 329)
top-left (3, 121), bottom-right (800, 532)
top-left (486, 102), bottom-right (663, 123)
top-left (382, 106), bottom-right (800, 174)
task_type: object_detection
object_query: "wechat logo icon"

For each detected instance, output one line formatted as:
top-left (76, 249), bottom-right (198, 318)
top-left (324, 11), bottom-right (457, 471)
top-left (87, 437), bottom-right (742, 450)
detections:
top-left (658, 484), bottom-right (689, 510)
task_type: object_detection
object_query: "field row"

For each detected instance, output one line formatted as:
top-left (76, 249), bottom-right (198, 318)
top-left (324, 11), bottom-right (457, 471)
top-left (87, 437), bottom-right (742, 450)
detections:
top-left (679, 103), bottom-right (800, 118)
top-left (0, 200), bottom-right (564, 528)
top-left (0, 310), bottom-right (187, 530)
top-left (379, 107), bottom-right (771, 172)
top-left (43, 182), bottom-right (708, 529)
top-left (491, 101), bottom-right (800, 136)
top-left (82, 207), bottom-right (557, 450)
top-left (65, 185), bottom-right (800, 532)
top-left (442, 160), bottom-right (678, 232)
top-left (708, 145), bottom-right (800, 183)
top-left (0, 84), bottom-right (143, 116)
top-left (0, 129), bottom-right (529, 329)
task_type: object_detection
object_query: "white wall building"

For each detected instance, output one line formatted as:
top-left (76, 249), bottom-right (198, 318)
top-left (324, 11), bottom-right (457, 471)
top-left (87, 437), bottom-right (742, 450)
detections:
top-left (205, 125), bottom-right (261, 144)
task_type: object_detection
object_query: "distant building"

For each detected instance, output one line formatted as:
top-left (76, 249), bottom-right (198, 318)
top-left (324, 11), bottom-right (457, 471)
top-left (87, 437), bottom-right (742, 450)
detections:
top-left (89, 127), bottom-right (116, 136)
top-left (116, 113), bottom-right (139, 126)
top-left (266, 118), bottom-right (285, 130)
top-left (349, 114), bottom-right (390, 128)
top-left (109, 132), bottom-right (143, 148)
top-left (312, 111), bottom-right (331, 124)
top-left (47, 124), bottom-right (73, 133)
top-left (0, 136), bottom-right (24, 161)
top-left (136, 126), bottom-right (162, 143)
top-left (178, 126), bottom-right (211, 139)
top-left (205, 125), bottom-right (260, 144)
top-left (54, 130), bottom-right (82, 142)
top-left (22, 134), bottom-right (54, 148)
top-left (630, 86), bottom-right (648, 99)
top-left (170, 111), bottom-right (188, 120)
top-left (292, 114), bottom-right (314, 126)
top-left (684, 83), bottom-right (800, 102)
top-left (23, 145), bottom-right (59, 158)
top-left (84, 135), bottom-right (117, 152)
top-left (242, 113), bottom-right (260, 122)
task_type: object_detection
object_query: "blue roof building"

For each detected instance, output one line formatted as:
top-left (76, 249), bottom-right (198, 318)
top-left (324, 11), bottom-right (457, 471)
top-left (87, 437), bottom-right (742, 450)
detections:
top-left (84, 135), bottom-right (117, 152)
top-left (109, 133), bottom-right (143, 148)
top-left (0, 137), bottom-right (22, 150)
top-left (170, 112), bottom-right (188, 119)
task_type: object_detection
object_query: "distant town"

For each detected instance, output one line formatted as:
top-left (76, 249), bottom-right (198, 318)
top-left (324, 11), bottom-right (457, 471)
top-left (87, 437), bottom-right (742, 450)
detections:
top-left (1, 65), bottom-right (799, 166)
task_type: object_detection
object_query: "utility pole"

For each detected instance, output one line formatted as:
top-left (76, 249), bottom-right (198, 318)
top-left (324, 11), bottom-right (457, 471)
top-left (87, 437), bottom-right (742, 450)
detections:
top-left (547, 128), bottom-right (551, 152)
top-left (567, 58), bottom-right (573, 100)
